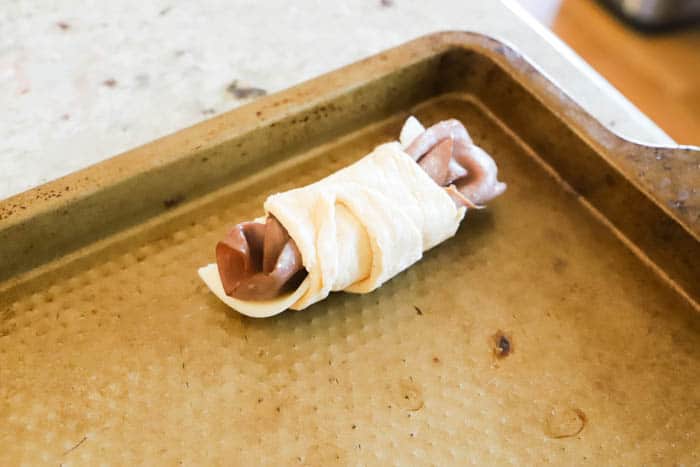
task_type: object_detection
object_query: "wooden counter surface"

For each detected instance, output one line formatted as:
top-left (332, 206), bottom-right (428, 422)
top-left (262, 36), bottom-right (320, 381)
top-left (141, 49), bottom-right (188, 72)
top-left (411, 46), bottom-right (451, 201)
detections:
top-left (521, 0), bottom-right (700, 145)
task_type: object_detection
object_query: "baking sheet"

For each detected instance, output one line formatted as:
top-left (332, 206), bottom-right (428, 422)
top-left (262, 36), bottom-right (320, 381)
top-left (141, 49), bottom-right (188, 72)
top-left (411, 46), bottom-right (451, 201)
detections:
top-left (1, 33), bottom-right (698, 465)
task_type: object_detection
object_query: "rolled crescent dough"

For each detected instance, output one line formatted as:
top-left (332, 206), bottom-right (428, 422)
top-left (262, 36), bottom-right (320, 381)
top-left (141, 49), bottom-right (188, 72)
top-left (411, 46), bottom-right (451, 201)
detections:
top-left (199, 137), bottom-right (466, 318)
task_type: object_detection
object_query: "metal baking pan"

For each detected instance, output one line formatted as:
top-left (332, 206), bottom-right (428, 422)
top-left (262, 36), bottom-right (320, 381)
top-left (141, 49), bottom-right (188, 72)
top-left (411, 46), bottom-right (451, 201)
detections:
top-left (1, 32), bottom-right (698, 465)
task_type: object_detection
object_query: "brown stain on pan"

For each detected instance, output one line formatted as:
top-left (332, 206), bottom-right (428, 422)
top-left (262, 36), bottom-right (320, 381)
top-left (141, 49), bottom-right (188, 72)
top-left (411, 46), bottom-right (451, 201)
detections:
top-left (492, 330), bottom-right (512, 359)
top-left (545, 407), bottom-right (588, 439)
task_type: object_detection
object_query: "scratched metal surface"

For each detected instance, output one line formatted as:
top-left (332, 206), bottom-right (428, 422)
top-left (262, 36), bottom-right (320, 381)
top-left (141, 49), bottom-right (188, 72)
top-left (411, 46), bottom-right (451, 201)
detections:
top-left (0, 33), bottom-right (698, 465)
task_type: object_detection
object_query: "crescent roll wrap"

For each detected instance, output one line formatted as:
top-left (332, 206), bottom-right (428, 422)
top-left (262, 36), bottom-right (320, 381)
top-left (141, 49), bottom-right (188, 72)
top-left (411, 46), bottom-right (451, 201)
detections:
top-left (199, 117), bottom-right (505, 317)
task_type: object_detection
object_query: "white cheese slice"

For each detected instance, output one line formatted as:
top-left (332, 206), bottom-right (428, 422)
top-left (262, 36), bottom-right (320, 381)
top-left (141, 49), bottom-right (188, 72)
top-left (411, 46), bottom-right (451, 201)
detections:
top-left (399, 115), bottom-right (426, 149)
top-left (198, 264), bottom-right (310, 318)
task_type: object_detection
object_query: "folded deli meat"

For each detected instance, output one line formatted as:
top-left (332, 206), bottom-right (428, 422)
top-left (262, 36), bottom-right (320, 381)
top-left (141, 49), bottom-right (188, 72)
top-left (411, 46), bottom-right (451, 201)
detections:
top-left (199, 117), bottom-right (506, 317)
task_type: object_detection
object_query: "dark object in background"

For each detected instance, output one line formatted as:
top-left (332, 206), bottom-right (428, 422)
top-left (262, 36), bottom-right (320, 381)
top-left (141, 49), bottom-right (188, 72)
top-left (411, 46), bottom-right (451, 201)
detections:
top-left (599, 0), bottom-right (700, 31)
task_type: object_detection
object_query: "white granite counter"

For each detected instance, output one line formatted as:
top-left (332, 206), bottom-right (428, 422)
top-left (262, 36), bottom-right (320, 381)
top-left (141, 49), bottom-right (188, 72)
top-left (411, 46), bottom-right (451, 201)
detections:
top-left (0, 0), bottom-right (675, 200)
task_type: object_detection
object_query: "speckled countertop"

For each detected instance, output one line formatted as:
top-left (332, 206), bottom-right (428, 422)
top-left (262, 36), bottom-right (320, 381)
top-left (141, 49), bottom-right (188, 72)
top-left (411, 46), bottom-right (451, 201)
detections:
top-left (0, 0), bottom-right (675, 200)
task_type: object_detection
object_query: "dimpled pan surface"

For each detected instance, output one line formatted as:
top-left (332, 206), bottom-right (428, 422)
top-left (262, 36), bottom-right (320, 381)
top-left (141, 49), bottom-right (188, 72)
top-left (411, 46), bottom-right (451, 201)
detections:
top-left (1, 32), bottom-right (699, 465)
